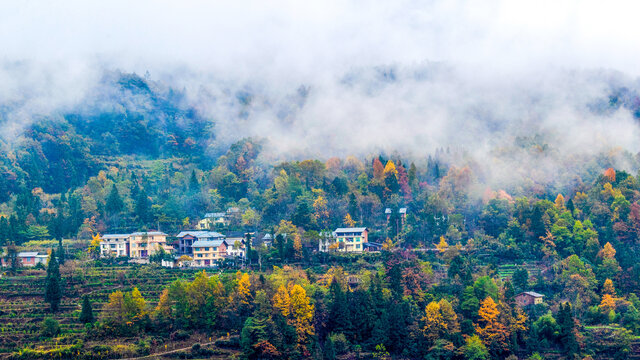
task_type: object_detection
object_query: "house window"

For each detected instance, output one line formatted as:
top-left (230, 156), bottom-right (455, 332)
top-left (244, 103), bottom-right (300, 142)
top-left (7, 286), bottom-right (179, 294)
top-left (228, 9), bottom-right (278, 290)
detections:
top-left (204, 247), bottom-right (209, 251)
top-left (198, 254), bottom-right (203, 258)
top-left (356, 244), bottom-right (361, 249)
top-left (213, 247), bottom-right (218, 251)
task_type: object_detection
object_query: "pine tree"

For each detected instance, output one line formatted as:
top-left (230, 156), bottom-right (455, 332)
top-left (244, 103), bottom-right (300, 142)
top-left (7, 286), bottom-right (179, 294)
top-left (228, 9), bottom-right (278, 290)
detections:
top-left (323, 336), bottom-right (336, 360)
top-left (135, 189), bottom-right (152, 225)
top-left (105, 184), bottom-right (124, 215)
top-left (557, 303), bottom-right (579, 357)
top-left (0, 216), bottom-right (9, 246)
top-left (57, 238), bottom-right (65, 265)
top-left (44, 249), bottom-right (62, 312)
top-left (189, 170), bottom-right (200, 192)
top-left (79, 295), bottom-right (94, 324)
top-left (328, 277), bottom-right (350, 334)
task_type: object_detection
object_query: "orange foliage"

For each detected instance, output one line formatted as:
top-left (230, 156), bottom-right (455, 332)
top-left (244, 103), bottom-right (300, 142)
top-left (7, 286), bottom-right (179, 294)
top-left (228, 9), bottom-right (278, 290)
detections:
top-left (604, 168), bottom-right (616, 182)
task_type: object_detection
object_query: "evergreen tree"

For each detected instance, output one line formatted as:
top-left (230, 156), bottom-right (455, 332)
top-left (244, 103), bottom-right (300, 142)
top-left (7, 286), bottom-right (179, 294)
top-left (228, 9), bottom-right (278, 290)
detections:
top-left (0, 216), bottom-right (9, 246)
top-left (57, 239), bottom-right (65, 265)
top-left (189, 170), bottom-right (200, 192)
top-left (557, 303), bottom-right (579, 357)
top-left (135, 188), bottom-right (152, 225)
top-left (79, 295), bottom-right (94, 324)
top-left (328, 277), bottom-right (351, 334)
top-left (44, 249), bottom-right (62, 312)
top-left (323, 336), bottom-right (336, 360)
top-left (245, 232), bottom-right (253, 266)
top-left (512, 268), bottom-right (529, 292)
top-left (105, 184), bottom-right (124, 215)
top-left (5, 242), bottom-right (19, 272)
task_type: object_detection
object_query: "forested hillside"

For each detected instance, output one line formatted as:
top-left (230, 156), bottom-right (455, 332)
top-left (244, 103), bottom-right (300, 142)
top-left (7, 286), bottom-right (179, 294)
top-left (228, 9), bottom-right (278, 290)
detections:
top-left (2, 72), bottom-right (640, 359)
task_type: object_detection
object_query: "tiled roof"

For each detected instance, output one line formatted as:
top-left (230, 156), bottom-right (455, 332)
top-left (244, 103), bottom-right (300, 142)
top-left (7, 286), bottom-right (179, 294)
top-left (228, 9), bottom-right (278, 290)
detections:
top-left (192, 240), bottom-right (226, 247)
top-left (102, 234), bottom-right (130, 239)
top-left (18, 252), bottom-right (39, 257)
top-left (204, 212), bottom-right (226, 218)
top-left (130, 231), bottom-right (167, 236)
top-left (519, 291), bottom-right (544, 298)
top-left (176, 231), bottom-right (225, 238)
top-left (334, 227), bottom-right (368, 233)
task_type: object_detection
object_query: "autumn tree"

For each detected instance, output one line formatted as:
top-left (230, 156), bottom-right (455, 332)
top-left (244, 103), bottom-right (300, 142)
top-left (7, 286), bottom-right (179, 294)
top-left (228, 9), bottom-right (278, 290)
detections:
top-left (475, 297), bottom-right (509, 356)
top-left (422, 301), bottom-right (445, 343)
top-left (344, 213), bottom-right (356, 227)
top-left (373, 158), bottom-right (384, 180)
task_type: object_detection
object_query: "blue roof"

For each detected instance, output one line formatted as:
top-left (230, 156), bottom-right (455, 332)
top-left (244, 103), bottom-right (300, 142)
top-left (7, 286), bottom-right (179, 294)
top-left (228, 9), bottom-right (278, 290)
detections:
top-left (192, 239), bottom-right (226, 247)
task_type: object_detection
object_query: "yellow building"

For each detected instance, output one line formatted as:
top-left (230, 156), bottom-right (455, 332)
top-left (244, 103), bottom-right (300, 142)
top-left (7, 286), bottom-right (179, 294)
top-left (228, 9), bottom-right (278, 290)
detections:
top-left (129, 231), bottom-right (170, 258)
top-left (320, 227), bottom-right (369, 253)
top-left (192, 239), bottom-right (228, 266)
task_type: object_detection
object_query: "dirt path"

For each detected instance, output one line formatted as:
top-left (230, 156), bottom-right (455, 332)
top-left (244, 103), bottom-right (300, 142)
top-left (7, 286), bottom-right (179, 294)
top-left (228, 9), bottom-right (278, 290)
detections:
top-left (121, 338), bottom-right (225, 360)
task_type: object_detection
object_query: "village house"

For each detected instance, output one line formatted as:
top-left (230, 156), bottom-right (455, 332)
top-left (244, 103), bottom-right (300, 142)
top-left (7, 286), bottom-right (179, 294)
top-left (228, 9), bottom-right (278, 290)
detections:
top-left (128, 231), bottom-right (171, 258)
top-left (99, 234), bottom-right (130, 257)
top-left (176, 230), bottom-right (225, 255)
top-left (515, 291), bottom-right (545, 307)
top-left (192, 239), bottom-right (228, 267)
top-left (319, 227), bottom-right (369, 253)
top-left (2, 252), bottom-right (49, 267)
top-left (226, 238), bottom-right (246, 258)
top-left (196, 212), bottom-right (228, 230)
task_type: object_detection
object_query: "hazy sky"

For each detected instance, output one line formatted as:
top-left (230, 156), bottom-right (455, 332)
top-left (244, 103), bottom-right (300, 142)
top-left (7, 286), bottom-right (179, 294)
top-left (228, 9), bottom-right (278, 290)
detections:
top-left (1, 0), bottom-right (639, 77)
top-left (1, 1), bottom-right (639, 191)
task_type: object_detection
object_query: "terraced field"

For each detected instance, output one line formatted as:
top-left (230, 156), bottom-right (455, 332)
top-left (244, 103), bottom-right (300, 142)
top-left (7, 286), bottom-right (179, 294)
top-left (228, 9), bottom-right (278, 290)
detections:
top-left (0, 263), bottom-right (205, 356)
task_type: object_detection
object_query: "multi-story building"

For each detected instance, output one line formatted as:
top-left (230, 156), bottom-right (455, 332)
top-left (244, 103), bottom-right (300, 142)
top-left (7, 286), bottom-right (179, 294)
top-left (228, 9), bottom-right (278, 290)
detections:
top-left (196, 212), bottom-right (228, 230)
top-left (176, 231), bottom-right (225, 255)
top-left (99, 234), bottom-right (130, 257)
top-left (319, 227), bottom-right (369, 253)
top-left (192, 239), bottom-right (228, 266)
top-left (129, 231), bottom-right (170, 258)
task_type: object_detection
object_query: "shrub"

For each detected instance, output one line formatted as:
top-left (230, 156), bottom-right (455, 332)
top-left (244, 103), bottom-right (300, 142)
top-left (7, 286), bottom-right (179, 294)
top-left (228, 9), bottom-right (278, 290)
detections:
top-left (329, 333), bottom-right (349, 355)
top-left (40, 317), bottom-right (60, 338)
top-left (170, 329), bottom-right (190, 341)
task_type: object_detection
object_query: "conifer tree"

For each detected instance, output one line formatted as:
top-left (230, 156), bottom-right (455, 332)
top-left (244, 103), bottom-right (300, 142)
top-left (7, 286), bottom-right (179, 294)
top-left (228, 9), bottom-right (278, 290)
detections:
top-left (135, 188), bottom-right (152, 225)
top-left (328, 277), bottom-right (350, 334)
top-left (57, 238), bottom-right (65, 265)
top-left (44, 249), bottom-right (62, 312)
top-left (189, 170), bottom-right (200, 192)
top-left (79, 295), bottom-right (94, 324)
top-left (105, 184), bottom-right (124, 215)
top-left (557, 303), bottom-right (579, 357)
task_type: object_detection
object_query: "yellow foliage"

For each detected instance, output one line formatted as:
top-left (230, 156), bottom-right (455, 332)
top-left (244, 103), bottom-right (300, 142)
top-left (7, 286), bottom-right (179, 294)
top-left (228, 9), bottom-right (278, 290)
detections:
top-left (603, 279), bottom-right (615, 295)
top-left (273, 285), bottom-right (291, 317)
top-left (293, 233), bottom-right (303, 260)
top-left (475, 297), bottom-right (509, 351)
top-left (383, 160), bottom-right (397, 177)
top-left (438, 299), bottom-right (460, 333)
top-left (276, 220), bottom-right (297, 237)
top-left (436, 236), bottom-right (449, 253)
top-left (344, 213), bottom-right (356, 227)
top-left (88, 233), bottom-right (101, 254)
top-left (422, 301), bottom-right (445, 342)
top-left (154, 288), bottom-right (171, 319)
top-left (555, 194), bottom-right (565, 209)
top-left (600, 294), bottom-right (616, 311)
top-left (289, 284), bottom-right (315, 344)
top-left (236, 272), bottom-right (252, 305)
top-left (600, 242), bottom-right (616, 259)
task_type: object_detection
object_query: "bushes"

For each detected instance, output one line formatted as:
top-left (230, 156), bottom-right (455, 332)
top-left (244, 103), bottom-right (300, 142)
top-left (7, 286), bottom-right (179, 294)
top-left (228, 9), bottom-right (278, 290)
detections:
top-left (40, 317), bottom-right (60, 338)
